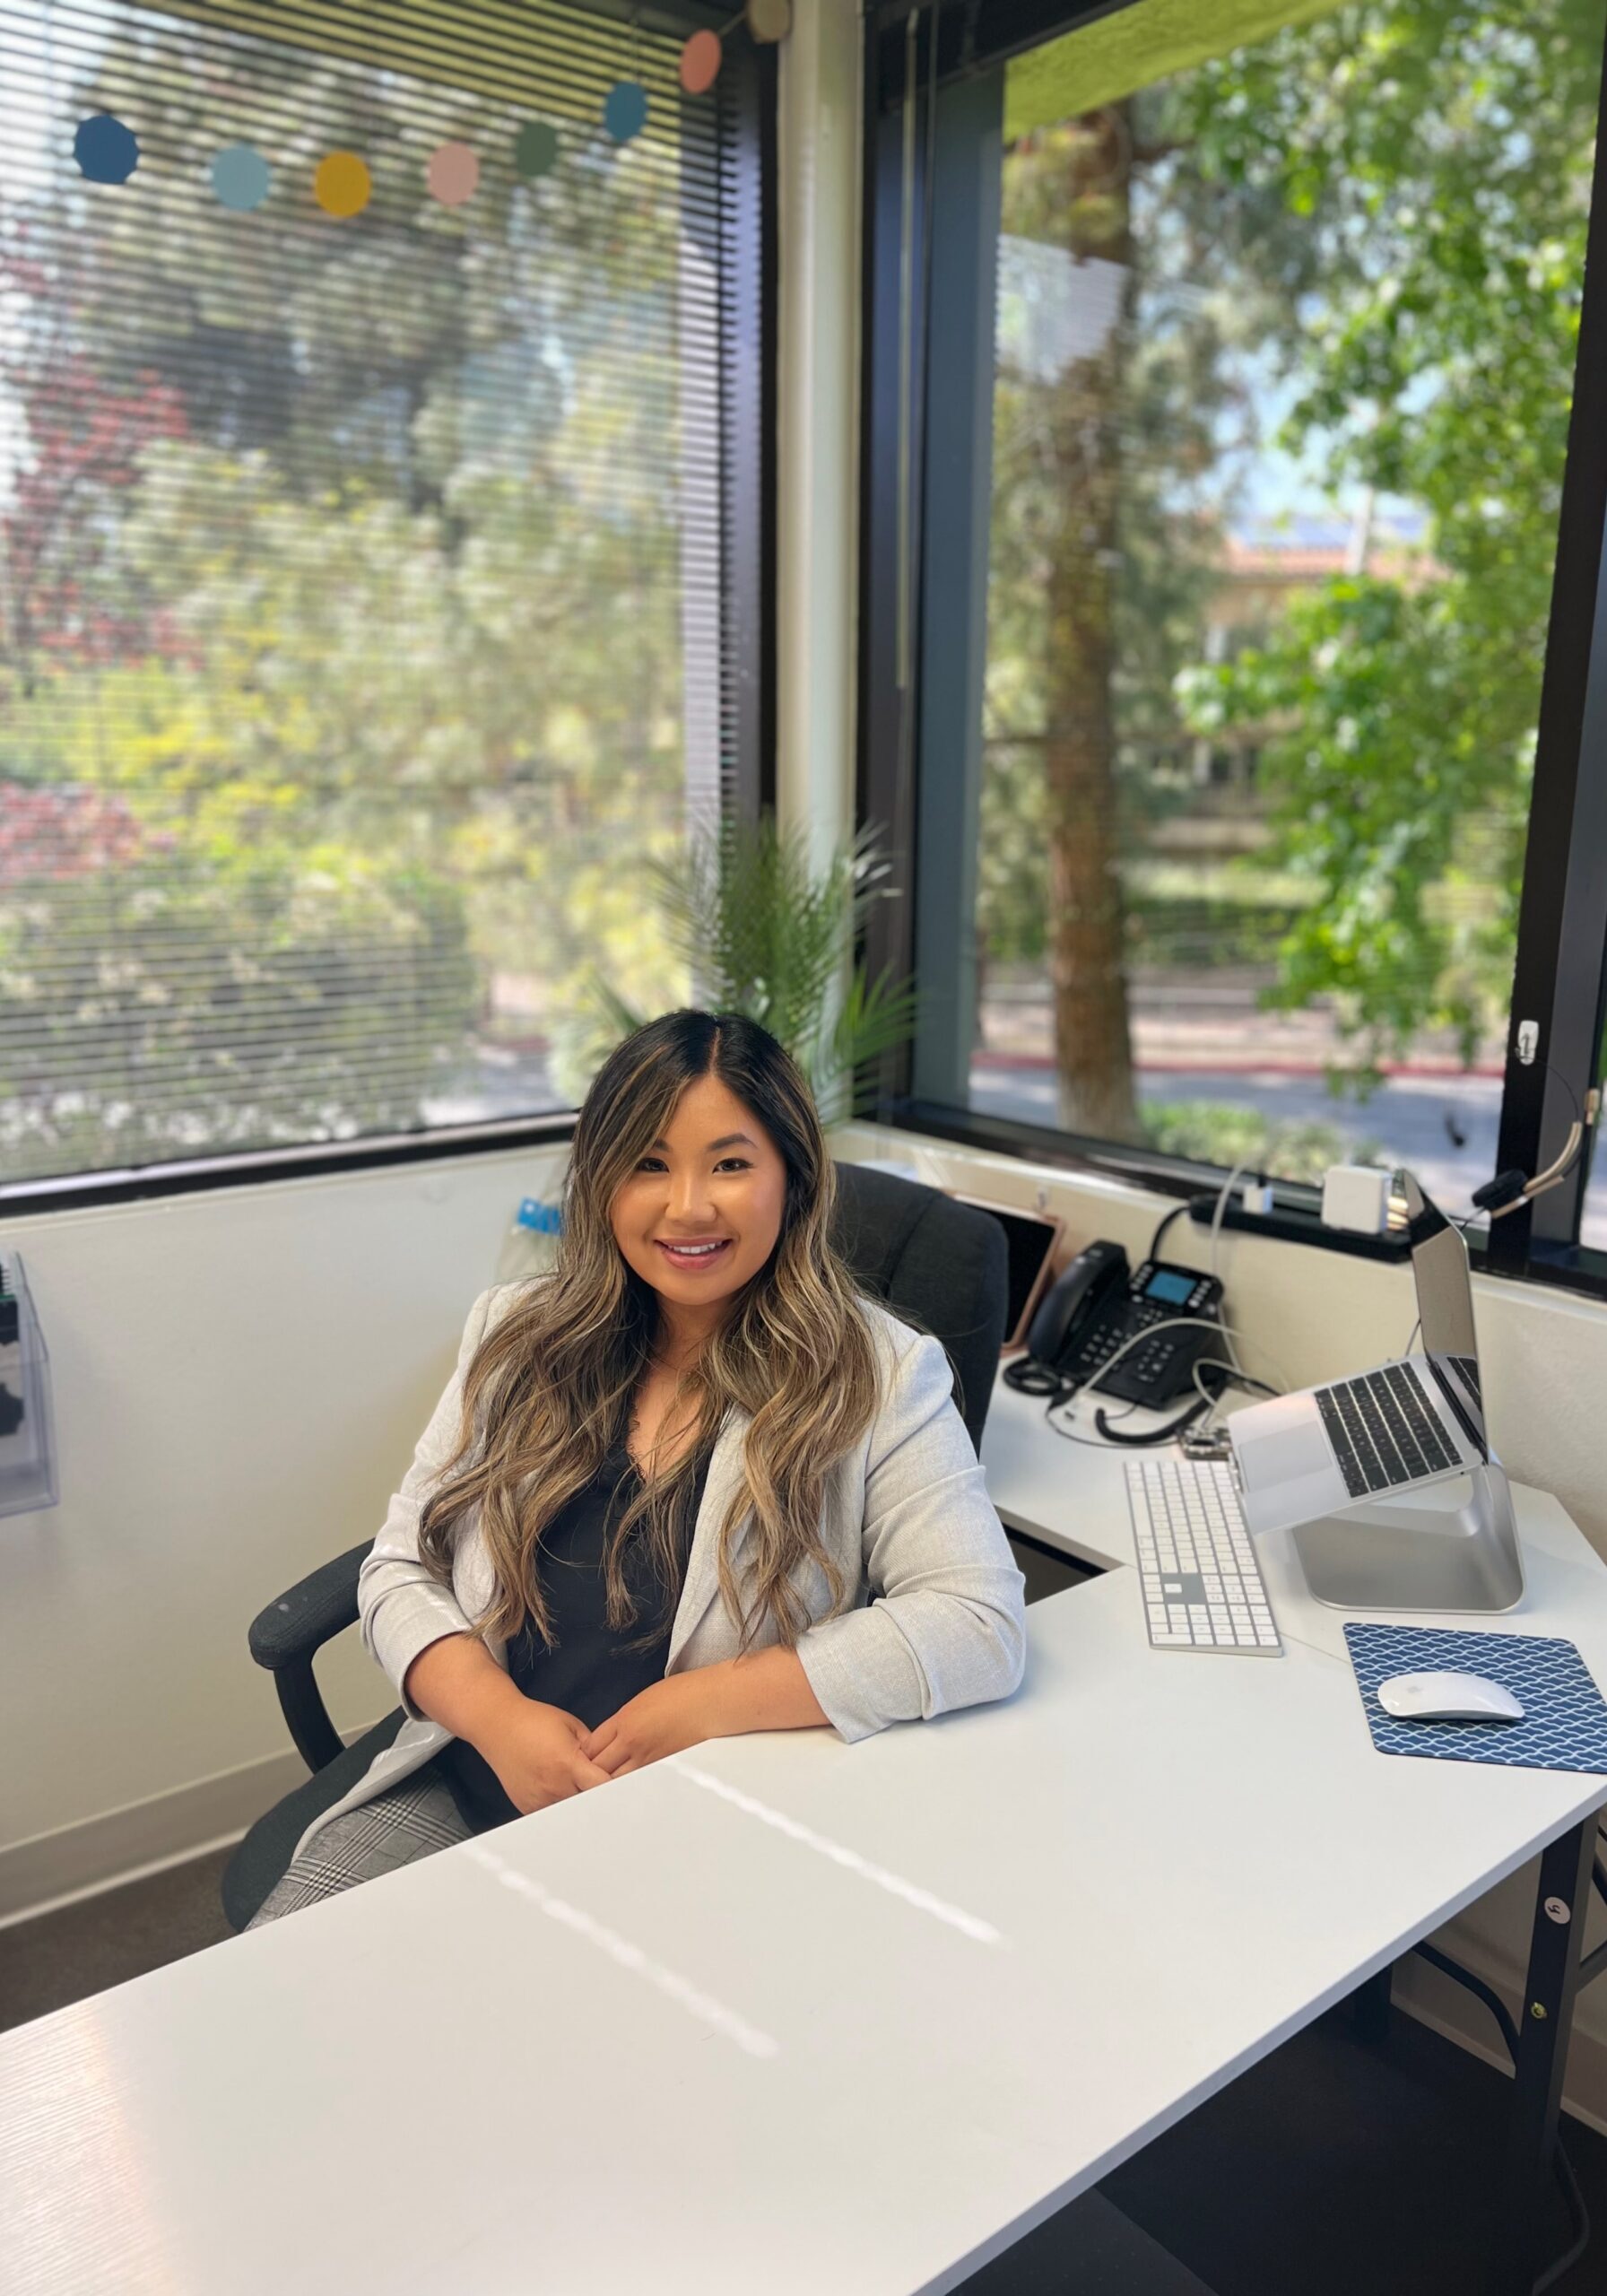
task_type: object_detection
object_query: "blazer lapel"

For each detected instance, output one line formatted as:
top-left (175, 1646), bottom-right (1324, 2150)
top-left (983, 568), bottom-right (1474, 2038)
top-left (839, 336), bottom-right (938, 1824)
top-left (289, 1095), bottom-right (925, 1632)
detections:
top-left (668, 1406), bottom-right (751, 1665)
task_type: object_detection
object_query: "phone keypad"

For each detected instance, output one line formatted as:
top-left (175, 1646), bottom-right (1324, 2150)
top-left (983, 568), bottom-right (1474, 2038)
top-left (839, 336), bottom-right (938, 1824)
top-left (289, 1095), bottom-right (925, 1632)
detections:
top-left (1068, 1289), bottom-right (1217, 1403)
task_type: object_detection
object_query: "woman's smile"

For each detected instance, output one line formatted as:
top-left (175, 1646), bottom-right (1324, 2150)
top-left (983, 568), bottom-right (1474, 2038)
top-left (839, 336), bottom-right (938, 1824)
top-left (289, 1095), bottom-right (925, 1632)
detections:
top-left (654, 1236), bottom-right (735, 1271)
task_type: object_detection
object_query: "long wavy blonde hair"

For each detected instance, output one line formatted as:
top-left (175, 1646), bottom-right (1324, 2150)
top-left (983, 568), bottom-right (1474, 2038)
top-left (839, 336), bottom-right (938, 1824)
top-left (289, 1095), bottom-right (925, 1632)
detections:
top-left (419, 1009), bottom-right (883, 1653)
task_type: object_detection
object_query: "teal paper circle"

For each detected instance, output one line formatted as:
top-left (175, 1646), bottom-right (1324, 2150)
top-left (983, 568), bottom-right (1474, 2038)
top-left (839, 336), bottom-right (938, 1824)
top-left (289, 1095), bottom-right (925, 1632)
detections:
top-left (603, 82), bottom-right (648, 144)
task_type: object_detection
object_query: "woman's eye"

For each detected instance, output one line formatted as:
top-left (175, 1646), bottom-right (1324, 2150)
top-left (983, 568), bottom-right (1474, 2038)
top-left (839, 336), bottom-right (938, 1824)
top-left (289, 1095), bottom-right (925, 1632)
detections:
top-left (715, 1158), bottom-right (751, 1173)
top-left (637, 1156), bottom-right (667, 1172)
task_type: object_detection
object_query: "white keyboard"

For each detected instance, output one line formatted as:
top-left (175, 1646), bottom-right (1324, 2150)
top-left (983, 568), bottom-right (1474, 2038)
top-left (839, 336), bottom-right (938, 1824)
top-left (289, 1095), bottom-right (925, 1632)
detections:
top-left (1125, 1457), bottom-right (1282, 1656)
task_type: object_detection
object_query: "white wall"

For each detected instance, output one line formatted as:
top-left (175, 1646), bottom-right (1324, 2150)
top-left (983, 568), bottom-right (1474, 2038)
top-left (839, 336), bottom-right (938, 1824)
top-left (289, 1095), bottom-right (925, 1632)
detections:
top-left (0, 1144), bottom-right (566, 1917)
top-left (837, 1117), bottom-right (1607, 2129)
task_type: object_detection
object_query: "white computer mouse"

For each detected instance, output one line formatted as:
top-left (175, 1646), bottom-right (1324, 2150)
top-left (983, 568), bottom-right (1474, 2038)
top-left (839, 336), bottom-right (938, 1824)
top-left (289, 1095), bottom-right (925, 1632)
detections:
top-left (1376, 1670), bottom-right (1524, 1723)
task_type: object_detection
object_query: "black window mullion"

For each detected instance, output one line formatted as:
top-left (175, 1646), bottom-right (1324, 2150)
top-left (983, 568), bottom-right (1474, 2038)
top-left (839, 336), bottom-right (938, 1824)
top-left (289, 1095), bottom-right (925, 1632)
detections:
top-left (1490, 19), bottom-right (1607, 1270)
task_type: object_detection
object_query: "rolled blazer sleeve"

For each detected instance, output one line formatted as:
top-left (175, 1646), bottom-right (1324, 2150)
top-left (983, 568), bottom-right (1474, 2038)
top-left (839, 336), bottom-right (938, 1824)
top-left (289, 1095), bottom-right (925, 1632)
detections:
top-left (795, 1328), bottom-right (1028, 1744)
top-left (358, 1285), bottom-right (506, 1718)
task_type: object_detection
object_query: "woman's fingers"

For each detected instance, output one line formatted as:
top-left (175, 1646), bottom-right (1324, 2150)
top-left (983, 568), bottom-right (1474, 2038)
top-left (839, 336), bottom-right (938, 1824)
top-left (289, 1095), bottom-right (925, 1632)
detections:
top-left (569, 1750), bottom-right (613, 1790)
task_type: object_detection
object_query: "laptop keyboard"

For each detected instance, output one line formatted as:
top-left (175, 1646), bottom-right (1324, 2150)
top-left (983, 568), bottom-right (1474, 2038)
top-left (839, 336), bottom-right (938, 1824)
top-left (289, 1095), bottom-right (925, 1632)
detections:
top-left (1314, 1364), bottom-right (1459, 1498)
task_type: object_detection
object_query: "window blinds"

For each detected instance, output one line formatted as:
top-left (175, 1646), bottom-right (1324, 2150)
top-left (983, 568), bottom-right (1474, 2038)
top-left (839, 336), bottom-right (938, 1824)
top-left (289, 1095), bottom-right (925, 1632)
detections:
top-left (0, 0), bottom-right (743, 1186)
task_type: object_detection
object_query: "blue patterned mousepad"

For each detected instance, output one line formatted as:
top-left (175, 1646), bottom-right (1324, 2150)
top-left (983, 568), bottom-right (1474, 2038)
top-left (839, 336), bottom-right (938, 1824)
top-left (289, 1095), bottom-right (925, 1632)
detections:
top-left (1344, 1622), bottom-right (1607, 1773)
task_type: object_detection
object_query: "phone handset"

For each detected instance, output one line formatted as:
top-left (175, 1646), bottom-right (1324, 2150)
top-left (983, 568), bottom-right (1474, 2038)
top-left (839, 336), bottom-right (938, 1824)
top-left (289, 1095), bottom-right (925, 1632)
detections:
top-left (1003, 1238), bottom-right (1227, 1422)
top-left (1021, 1240), bottom-right (1130, 1377)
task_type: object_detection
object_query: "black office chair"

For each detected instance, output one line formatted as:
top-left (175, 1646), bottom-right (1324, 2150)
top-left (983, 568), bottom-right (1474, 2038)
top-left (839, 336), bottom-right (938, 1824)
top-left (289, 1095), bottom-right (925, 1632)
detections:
top-left (221, 1162), bottom-right (1008, 1929)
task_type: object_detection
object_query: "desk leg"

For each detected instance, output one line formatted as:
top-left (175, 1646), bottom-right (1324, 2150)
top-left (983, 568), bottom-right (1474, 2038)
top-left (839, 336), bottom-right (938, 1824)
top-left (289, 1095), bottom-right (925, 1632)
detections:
top-left (1348, 1962), bottom-right (1393, 2046)
top-left (1489, 1822), bottom-right (1594, 2296)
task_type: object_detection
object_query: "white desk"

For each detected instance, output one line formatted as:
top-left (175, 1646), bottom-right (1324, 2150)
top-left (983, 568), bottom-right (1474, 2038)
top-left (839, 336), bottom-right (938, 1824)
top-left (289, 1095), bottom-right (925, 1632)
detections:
top-left (4, 1383), bottom-right (1607, 2296)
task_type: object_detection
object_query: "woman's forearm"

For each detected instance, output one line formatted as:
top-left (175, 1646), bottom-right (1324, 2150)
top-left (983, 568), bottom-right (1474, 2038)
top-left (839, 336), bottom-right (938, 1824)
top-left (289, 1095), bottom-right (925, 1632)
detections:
top-left (404, 1631), bottom-right (523, 1749)
top-left (711, 1645), bottom-right (830, 1735)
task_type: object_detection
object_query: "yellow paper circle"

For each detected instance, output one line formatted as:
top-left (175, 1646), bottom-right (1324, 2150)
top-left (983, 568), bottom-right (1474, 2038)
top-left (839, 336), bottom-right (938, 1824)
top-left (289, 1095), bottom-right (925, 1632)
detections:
top-left (314, 150), bottom-right (371, 219)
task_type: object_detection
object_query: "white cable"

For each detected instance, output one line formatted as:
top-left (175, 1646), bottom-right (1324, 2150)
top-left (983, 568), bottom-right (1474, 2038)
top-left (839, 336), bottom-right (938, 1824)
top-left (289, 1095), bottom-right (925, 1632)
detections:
top-left (1207, 1161), bottom-right (1253, 1377)
top-left (1047, 1313), bottom-right (1284, 1423)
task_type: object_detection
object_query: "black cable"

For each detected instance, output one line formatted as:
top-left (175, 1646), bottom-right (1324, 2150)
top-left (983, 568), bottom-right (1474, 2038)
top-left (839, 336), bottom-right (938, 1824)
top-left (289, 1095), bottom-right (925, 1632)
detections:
top-left (1147, 1195), bottom-right (1210, 1264)
top-left (1092, 1393), bottom-right (1213, 1445)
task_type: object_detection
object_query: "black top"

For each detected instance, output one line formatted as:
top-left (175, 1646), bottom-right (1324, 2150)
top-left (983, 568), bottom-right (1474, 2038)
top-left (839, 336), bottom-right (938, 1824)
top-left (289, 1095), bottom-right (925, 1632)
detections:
top-left (439, 1436), bottom-right (709, 1831)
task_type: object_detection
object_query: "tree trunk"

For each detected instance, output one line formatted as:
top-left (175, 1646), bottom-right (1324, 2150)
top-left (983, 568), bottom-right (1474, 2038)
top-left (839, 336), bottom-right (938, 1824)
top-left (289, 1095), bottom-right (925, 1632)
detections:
top-left (1012, 112), bottom-right (1141, 1143)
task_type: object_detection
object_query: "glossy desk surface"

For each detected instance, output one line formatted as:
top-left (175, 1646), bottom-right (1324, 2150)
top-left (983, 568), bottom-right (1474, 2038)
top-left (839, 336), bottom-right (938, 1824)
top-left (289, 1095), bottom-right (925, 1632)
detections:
top-left (4, 1377), bottom-right (1607, 2295)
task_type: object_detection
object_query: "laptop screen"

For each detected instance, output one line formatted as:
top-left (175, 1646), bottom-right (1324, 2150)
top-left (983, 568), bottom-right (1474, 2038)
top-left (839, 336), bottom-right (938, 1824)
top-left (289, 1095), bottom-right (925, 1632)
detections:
top-left (1403, 1174), bottom-right (1489, 1460)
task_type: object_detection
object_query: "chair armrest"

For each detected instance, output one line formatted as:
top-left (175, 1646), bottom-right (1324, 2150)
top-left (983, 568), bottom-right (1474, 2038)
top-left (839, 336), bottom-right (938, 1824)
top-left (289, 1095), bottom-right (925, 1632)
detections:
top-left (248, 1541), bottom-right (371, 1670)
top-left (247, 1541), bottom-right (372, 1775)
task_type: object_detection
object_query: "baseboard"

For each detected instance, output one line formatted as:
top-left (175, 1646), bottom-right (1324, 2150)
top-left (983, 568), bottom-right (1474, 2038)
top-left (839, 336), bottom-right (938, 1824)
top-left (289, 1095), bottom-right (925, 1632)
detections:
top-left (0, 1727), bottom-right (382, 1927)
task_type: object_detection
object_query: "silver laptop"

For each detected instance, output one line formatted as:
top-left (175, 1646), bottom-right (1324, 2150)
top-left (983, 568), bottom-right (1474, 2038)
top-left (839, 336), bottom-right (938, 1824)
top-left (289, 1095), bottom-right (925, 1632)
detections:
top-left (1229, 1175), bottom-right (1488, 1538)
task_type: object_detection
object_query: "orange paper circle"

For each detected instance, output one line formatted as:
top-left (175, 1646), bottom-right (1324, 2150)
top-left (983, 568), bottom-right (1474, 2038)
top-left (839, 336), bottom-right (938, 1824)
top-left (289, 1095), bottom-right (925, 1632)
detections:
top-left (314, 150), bottom-right (371, 218)
top-left (679, 30), bottom-right (723, 93)
top-left (427, 141), bottom-right (480, 205)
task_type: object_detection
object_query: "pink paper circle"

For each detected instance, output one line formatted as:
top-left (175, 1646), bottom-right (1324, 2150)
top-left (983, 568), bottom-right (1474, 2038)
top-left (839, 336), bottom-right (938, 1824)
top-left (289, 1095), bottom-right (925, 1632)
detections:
top-left (427, 142), bottom-right (480, 207)
top-left (679, 30), bottom-right (723, 94)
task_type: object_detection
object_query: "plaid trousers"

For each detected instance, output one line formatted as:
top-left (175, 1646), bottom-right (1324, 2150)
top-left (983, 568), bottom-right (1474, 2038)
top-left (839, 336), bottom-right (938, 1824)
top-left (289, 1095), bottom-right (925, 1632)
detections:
top-left (248, 1763), bottom-right (475, 1927)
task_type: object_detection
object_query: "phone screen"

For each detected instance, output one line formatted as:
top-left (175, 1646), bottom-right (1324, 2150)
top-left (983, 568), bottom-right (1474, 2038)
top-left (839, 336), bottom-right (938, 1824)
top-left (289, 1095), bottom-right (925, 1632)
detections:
top-left (1143, 1268), bottom-right (1195, 1306)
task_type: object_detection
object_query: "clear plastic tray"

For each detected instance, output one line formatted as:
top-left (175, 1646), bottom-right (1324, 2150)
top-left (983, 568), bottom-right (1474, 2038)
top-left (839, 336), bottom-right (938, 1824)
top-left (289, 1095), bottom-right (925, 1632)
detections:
top-left (0, 1252), bottom-right (58, 1517)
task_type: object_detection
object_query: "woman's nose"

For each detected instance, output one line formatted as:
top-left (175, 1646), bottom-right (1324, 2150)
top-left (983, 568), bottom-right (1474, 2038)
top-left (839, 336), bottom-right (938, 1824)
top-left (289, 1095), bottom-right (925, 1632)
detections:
top-left (666, 1170), bottom-right (715, 1222)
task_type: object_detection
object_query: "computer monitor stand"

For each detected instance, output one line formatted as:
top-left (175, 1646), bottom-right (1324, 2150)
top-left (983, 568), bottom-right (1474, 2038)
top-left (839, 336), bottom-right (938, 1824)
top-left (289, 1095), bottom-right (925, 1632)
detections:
top-left (1290, 1458), bottom-right (1525, 1613)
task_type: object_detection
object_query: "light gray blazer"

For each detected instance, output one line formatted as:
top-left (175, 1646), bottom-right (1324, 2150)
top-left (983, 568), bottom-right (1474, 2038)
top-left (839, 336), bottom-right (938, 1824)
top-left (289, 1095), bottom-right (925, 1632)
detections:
top-left (295, 1284), bottom-right (1027, 1859)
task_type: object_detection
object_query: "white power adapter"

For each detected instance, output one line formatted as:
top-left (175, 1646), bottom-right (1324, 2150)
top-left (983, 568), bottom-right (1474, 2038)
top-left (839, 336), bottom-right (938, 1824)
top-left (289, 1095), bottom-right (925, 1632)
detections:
top-left (1321, 1163), bottom-right (1392, 1236)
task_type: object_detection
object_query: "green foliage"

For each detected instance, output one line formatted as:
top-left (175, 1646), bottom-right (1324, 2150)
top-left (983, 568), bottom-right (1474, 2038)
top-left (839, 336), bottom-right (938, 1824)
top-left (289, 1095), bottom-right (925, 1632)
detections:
top-left (1142, 1099), bottom-right (1381, 1183)
top-left (0, 838), bottom-right (475, 1171)
top-left (1168, 0), bottom-right (1601, 1064)
top-left (984, 0), bottom-right (1600, 1127)
top-left (567, 815), bottom-right (918, 1122)
top-left (0, 12), bottom-right (701, 1177)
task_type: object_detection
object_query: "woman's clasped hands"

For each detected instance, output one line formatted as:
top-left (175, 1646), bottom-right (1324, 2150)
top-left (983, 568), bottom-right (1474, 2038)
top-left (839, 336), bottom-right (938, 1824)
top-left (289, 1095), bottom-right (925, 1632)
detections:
top-left (479, 1670), bottom-right (733, 1813)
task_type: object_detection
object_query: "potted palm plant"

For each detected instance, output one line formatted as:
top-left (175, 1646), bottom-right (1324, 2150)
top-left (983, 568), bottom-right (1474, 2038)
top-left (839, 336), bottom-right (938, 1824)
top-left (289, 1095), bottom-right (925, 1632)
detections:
top-left (577, 813), bottom-right (918, 1122)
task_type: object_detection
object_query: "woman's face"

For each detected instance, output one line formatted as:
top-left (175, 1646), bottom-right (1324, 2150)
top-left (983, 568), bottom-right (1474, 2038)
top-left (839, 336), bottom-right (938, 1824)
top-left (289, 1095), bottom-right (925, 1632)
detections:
top-left (610, 1072), bottom-right (789, 1330)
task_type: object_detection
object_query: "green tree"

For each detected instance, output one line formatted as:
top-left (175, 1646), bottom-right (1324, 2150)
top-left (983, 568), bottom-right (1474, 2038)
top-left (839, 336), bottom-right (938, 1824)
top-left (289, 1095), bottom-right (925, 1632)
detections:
top-left (986, 0), bottom-right (1602, 1128)
top-left (1171, 0), bottom-right (1603, 1073)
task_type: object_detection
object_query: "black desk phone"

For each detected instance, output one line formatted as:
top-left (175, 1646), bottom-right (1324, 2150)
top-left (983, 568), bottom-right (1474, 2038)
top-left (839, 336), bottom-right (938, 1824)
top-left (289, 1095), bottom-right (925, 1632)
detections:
top-left (1016, 1240), bottom-right (1225, 1407)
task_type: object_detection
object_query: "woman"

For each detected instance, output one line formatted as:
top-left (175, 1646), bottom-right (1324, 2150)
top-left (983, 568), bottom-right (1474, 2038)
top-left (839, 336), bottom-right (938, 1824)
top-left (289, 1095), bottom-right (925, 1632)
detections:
top-left (251, 1009), bottom-right (1026, 1924)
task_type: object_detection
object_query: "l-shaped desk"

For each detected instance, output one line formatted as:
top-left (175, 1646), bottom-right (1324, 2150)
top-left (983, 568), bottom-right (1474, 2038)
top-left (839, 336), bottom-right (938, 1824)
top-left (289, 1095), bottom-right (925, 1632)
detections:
top-left (4, 1370), bottom-right (1607, 2295)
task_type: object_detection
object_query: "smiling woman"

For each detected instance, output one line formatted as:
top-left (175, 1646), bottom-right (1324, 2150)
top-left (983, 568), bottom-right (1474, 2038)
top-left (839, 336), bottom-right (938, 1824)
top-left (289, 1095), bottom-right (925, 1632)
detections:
top-left (247, 1009), bottom-right (1027, 1926)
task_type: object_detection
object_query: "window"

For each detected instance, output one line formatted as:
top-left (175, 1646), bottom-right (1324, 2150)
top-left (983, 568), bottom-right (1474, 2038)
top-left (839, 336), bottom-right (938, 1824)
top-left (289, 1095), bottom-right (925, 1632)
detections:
top-left (0, 0), bottom-right (768, 1191)
top-left (863, 0), bottom-right (1607, 1284)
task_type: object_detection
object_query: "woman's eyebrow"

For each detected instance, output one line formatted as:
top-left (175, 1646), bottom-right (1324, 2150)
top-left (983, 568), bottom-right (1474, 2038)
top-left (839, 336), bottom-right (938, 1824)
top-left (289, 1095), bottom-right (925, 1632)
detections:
top-left (647, 1132), bottom-right (757, 1152)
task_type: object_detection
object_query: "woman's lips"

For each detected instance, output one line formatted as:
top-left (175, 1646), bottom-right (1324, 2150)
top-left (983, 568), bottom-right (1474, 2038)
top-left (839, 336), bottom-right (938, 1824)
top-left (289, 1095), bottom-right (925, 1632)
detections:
top-left (655, 1238), bottom-right (734, 1270)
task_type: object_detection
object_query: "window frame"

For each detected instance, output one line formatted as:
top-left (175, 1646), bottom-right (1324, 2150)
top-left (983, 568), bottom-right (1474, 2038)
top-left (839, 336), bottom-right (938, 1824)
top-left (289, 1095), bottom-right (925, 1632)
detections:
top-left (858, 0), bottom-right (1607, 1301)
top-left (0, 0), bottom-right (777, 1219)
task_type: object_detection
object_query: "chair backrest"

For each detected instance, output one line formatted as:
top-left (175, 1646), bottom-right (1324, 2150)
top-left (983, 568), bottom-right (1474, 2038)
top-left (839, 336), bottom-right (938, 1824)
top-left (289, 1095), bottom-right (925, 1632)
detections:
top-left (828, 1162), bottom-right (1008, 1454)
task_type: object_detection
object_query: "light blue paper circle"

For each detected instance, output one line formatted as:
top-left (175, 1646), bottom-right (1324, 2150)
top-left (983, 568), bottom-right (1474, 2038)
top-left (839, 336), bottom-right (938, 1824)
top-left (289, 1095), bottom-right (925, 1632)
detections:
top-left (212, 143), bottom-right (272, 211)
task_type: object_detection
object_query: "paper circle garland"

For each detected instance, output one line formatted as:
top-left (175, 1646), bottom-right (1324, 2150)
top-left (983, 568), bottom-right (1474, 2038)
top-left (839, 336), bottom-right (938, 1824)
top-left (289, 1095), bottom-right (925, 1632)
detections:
top-left (314, 151), bottom-right (371, 218)
top-left (514, 118), bottom-right (559, 179)
top-left (427, 141), bottom-right (480, 206)
top-left (746, 0), bottom-right (791, 40)
top-left (74, 113), bottom-right (139, 184)
top-left (679, 30), bottom-right (723, 94)
top-left (603, 81), bottom-right (648, 144)
top-left (212, 143), bottom-right (271, 211)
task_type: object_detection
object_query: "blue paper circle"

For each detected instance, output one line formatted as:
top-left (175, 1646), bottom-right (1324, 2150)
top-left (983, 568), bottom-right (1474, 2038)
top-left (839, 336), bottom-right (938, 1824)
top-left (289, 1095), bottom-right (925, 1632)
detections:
top-left (212, 143), bottom-right (272, 211)
top-left (603, 81), bottom-right (648, 144)
top-left (74, 113), bottom-right (139, 185)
